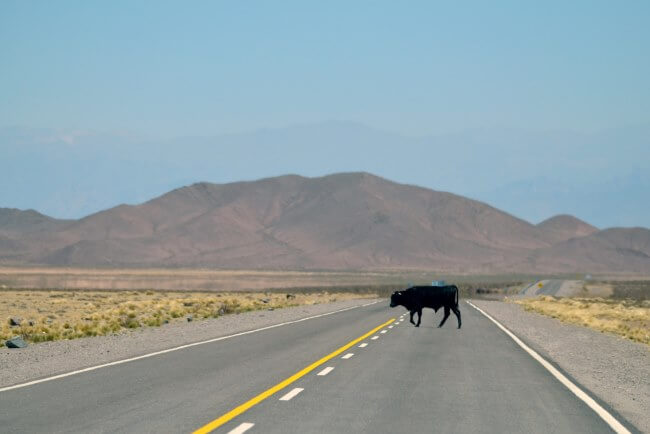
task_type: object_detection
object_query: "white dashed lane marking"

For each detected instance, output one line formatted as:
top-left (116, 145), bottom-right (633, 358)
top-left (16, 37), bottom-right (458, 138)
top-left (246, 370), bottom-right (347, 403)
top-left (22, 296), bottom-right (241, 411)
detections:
top-left (341, 353), bottom-right (354, 359)
top-left (380, 330), bottom-right (387, 334)
top-left (279, 388), bottom-right (304, 401)
top-left (371, 336), bottom-right (379, 340)
top-left (317, 367), bottom-right (334, 376)
top-left (228, 422), bottom-right (255, 434)
top-left (388, 325), bottom-right (393, 328)
top-left (358, 343), bottom-right (368, 348)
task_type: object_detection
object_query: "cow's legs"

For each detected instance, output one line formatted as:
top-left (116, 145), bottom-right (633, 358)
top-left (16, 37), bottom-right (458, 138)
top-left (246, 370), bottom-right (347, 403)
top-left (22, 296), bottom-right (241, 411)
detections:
top-left (438, 306), bottom-right (450, 327)
top-left (415, 309), bottom-right (422, 327)
top-left (409, 310), bottom-right (416, 325)
top-left (452, 306), bottom-right (462, 329)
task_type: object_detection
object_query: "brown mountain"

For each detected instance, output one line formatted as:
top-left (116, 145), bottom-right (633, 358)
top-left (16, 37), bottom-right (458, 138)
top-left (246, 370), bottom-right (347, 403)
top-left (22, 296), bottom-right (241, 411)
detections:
top-left (1, 172), bottom-right (648, 273)
top-left (537, 214), bottom-right (599, 244)
top-left (0, 208), bottom-right (71, 236)
top-left (511, 227), bottom-right (650, 273)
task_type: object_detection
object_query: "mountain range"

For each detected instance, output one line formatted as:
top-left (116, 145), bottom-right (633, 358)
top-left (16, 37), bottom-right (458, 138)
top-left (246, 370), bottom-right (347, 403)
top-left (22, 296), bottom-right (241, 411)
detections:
top-left (2, 123), bottom-right (649, 228)
top-left (1, 173), bottom-right (648, 273)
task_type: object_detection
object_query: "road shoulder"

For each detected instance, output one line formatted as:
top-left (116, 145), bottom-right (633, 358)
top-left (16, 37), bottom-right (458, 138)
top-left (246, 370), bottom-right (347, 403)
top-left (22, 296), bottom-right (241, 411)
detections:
top-left (471, 299), bottom-right (649, 434)
top-left (0, 298), bottom-right (380, 389)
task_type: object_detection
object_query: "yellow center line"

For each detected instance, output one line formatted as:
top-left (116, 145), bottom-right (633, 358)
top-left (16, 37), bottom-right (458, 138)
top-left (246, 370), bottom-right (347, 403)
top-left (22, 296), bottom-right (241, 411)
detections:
top-left (193, 317), bottom-right (396, 434)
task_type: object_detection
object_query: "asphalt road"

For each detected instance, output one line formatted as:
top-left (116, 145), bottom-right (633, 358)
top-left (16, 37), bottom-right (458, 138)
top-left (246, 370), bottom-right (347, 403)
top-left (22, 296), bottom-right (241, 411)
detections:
top-left (0, 301), bottom-right (628, 433)
top-left (521, 279), bottom-right (564, 297)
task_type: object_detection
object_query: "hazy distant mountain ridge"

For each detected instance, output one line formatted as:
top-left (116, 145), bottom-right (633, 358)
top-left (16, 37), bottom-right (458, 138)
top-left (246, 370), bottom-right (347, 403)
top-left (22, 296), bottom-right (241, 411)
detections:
top-left (2, 123), bottom-right (649, 228)
top-left (537, 214), bottom-right (599, 244)
top-left (0, 208), bottom-right (71, 235)
top-left (510, 227), bottom-right (650, 273)
top-left (1, 172), bottom-right (648, 273)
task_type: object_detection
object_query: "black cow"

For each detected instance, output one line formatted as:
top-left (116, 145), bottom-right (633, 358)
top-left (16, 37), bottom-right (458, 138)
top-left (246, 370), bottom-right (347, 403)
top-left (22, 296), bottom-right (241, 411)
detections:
top-left (390, 285), bottom-right (461, 329)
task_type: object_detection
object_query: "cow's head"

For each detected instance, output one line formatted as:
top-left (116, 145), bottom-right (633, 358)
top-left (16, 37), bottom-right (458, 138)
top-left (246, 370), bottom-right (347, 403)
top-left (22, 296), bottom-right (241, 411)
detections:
top-left (389, 291), bottom-right (403, 308)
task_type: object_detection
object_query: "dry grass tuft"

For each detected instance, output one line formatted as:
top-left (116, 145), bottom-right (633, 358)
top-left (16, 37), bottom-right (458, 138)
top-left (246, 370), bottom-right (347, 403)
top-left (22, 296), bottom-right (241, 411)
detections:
top-left (0, 290), bottom-right (374, 347)
top-left (515, 296), bottom-right (650, 345)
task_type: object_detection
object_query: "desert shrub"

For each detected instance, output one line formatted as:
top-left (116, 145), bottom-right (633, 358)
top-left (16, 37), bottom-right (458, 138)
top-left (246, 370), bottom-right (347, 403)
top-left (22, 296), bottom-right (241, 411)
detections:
top-left (516, 296), bottom-right (650, 345)
top-left (0, 288), bottom-right (375, 345)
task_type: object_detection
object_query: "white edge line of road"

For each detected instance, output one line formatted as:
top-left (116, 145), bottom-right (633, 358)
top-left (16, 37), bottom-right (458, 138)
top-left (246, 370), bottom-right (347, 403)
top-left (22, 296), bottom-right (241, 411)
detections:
top-left (0, 300), bottom-right (382, 393)
top-left (466, 301), bottom-right (631, 434)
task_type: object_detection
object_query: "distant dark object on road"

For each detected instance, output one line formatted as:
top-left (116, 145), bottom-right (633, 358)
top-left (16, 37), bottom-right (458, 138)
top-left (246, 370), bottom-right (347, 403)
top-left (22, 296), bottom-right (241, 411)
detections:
top-left (390, 285), bottom-right (461, 329)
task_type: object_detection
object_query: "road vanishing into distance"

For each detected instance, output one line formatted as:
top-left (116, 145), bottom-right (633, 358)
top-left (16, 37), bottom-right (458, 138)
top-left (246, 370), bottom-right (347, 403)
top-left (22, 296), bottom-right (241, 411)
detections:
top-left (0, 301), bottom-right (633, 433)
top-left (521, 279), bottom-right (565, 297)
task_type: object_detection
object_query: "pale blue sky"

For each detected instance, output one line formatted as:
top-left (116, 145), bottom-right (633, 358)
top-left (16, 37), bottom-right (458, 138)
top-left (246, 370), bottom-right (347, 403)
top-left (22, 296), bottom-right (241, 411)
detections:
top-left (2, 0), bottom-right (649, 137)
top-left (1, 2), bottom-right (649, 227)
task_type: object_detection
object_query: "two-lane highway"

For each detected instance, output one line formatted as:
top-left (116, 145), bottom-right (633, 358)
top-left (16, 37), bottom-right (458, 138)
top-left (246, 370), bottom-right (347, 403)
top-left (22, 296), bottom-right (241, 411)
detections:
top-left (0, 301), bottom-right (633, 433)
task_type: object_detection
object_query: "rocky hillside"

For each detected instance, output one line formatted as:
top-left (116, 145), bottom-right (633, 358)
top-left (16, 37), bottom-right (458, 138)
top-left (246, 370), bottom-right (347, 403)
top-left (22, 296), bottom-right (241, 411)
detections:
top-left (1, 173), bottom-right (648, 273)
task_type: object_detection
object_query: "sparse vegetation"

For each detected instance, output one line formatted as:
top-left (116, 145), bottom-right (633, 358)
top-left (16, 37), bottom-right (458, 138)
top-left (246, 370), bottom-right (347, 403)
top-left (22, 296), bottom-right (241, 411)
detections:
top-left (0, 266), bottom-right (548, 293)
top-left (0, 289), bottom-right (375, 347)
top-left (515, 296), bottom-right (650, 345)
top-left (608, 280), bottom-right (650, 300)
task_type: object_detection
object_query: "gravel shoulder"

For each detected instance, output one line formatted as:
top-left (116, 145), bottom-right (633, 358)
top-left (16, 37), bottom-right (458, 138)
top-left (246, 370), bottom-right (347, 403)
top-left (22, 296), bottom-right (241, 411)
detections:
top-left (471, 299), bottom-right (649, 434)
top-left (0, 298), bottom-right (380, 389)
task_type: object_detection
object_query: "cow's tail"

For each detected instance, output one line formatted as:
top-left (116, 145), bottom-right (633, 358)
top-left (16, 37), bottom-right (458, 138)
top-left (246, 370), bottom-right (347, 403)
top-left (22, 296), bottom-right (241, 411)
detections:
top-left (454, 285), bottom-right (459, 306)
